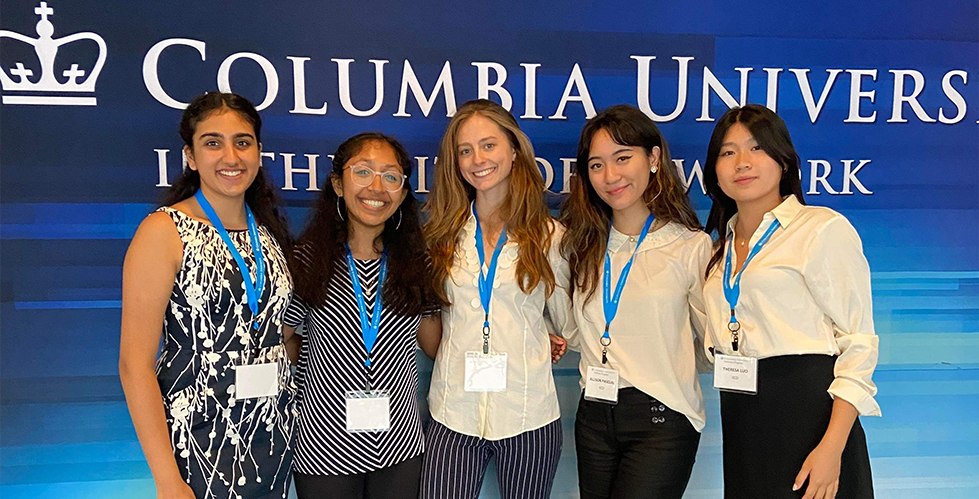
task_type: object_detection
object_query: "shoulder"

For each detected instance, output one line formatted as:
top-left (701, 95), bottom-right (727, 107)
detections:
top-left (126, 211), bottom-right (183, 268)
top-left (793, 206), bottom-right (861, 241)
top-left (136, 210), bottom-right (181, 241)
top-left (793, 204), bottom-right (851, 230)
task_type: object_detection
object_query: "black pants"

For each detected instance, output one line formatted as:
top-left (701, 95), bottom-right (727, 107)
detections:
top-left (293, 454), bottom-right (422, 499)
top-left (720, 355), bottom-right (874, 498)
top-left (575, 387), bottom-right (701, 499)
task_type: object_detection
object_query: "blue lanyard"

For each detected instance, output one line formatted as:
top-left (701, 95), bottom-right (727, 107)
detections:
top-left (473, 203), bottom-right (507, 354)
top-left (600, 214), bottom-right (655, 364)
top-left (722, 218), bottom-right (781, 352)
top-left (195, 190), bottom-right (265, 329)
top-left (345, 245), bottom-right (388, 367)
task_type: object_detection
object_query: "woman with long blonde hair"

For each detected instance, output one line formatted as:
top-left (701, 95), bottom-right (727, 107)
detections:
top-left (419, 99), bottom-right (572, 499)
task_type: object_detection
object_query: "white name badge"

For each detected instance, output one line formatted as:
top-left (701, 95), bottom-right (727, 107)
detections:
top-left (234, 362), bottom-right (279, 400)
top-left (713, 353), bottom-right (758, 394)
top-left (464, 352), bottom-right (507, 392)
top-left (583, 366), bottom-right (619, 404)
top-left (345, 390), bottom-right (391, 433)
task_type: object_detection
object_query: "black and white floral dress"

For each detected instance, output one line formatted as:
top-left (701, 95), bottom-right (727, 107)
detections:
top-left (155, 207), bottom-right (298, 499)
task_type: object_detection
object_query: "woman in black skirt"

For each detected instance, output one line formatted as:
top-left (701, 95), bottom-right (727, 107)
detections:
top-left (702, 104), bottom-right (878, 499)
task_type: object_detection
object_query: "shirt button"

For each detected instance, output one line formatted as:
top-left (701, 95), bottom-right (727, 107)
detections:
top-left (628, 236), bottom-right (637, 243)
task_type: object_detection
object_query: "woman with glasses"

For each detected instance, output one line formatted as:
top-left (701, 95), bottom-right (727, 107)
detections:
top-left (282, 133), bottom-right (441, 499)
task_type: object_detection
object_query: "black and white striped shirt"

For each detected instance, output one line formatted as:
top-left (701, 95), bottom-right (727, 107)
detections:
top-left (284, 255), bottom-right (431, 475)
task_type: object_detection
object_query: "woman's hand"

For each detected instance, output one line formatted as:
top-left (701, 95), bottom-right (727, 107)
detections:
top-left (793, 397), bottom-right (859, 499)
top-left (793, 441), bottom-right (842, 499)
top-left (548, 334), bottom-right (567, 364)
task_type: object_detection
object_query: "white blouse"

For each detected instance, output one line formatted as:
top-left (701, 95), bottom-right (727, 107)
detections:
top-left (562, 222), bottom-right (712, 431)
top-left (704, 196), bottom-right (881, 417)
top-left (428, 210), bottom-right (572, 440)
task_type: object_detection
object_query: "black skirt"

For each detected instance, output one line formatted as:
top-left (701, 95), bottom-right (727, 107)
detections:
top-left (719, 354), bottom-right (874, 499)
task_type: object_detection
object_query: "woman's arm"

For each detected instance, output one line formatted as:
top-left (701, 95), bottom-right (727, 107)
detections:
top-left (283, 325), bottom-right (301, 365)
top-left (794, 215), bottom-right (880, 499)
top-left (417, 315), bottom-right (442, 360)
top-left (118, 213), bottom-right (195, 498)
top-left (794, 398), bottom-right (858, 499)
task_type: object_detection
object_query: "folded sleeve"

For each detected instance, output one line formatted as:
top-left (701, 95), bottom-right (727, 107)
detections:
top-left (803, 215), bottom-right (881, 417)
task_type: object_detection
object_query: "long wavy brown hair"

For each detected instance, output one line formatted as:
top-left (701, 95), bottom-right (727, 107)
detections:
top-left (424, 99), bottom-right (556, 304)
top-left (559, 105), bottom-right (701, 303)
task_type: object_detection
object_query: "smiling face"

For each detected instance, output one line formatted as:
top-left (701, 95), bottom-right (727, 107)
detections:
top-left (455, 113), bottom-right (516, 199)
top-left (715, 122), bottom-right (784, 207)
top-left (332, 140), bottom-right (408, 232)
top-left (586, 128), bottom-right (659, 215)
top-left (184, 108), bottom-right (261, 202)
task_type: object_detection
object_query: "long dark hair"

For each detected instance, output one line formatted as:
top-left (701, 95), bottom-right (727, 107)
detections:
top-left (703, 104), bottom-right (806, 278)
top-left (293, 133), bottom-right (437, 316)
top-left (559, 105), bottom-right (701, 302)
top-left (161, 92), bottom-right (292, 254)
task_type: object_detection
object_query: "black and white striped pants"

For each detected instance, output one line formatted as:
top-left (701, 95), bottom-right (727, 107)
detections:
top-left (419, 419), bottom-right (563, 499)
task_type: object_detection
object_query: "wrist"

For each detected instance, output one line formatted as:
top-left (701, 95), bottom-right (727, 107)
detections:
top-left (154, 471), bottom-right (187, 490)
top-left (817, 434), bottom-right (847, 455)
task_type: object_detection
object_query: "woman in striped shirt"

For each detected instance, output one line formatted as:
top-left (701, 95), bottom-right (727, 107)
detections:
top-left (283, 133), bottom-right (441, 499)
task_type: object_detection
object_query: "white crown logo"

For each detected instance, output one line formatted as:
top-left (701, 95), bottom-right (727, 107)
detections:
top-left (0, 2), bottom-right (107, 105)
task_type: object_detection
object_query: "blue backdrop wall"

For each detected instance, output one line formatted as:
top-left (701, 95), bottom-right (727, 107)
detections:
top-left (1, 1), bottom-right (977, 497)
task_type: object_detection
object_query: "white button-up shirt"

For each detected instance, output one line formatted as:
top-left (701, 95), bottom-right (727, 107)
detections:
top-left (563, 222), bottom-right (712, 431)
top-left (704, 196), bottom-right (881, 417)
top-left (428, 212), bottom-right (572, 440)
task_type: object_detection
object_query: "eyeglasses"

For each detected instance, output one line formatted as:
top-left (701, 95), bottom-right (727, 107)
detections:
top-left (345, 165), bottom-right (406, 192)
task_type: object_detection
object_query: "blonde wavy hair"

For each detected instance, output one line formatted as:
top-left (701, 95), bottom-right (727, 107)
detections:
top-left (424, 99), bottom-right (556, 305)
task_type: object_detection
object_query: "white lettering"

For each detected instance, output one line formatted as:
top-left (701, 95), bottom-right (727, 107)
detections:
top-left (334, 58), bottom-right (388, 117)
top-left (143, 38), bottom-right (206, 109)
top-left (473, 62), bottom-right (512, 110)
top-left (841, 159), bottom-right (873, 194)
top-left (559, 158), bottom-right (575, 194)
top-left (287, 56), bottom-right (327, 115)
top-left (550, 63), bottom-right (596, 120)
top-left (633, 56), bottom-right (693, 123)
top-left (521, 63), bottom-right (542, 119)
top-left (939, 70), bottom-right (968, 124)
top-left (888, 70), bottom-right (936, 123)
top-left (280, 153), bottom-right (321, 191)
top-left (415, 156), bottom-right (432, 193)
top-left (807, 159), bottom-right (838, 194)
top-left (672, 159), bottom-right (706, 194)
top-left (394, 60), bottom-right (457, 117)
top-left (217, 52), bottom-right (279, 111)
top-left (790, 69), bottom-right (843, 123)
top-left (697, 66), bottom-right (752, 122)
top-left (764, 67), bottom-right (783, 111)
top-left (844, 70), bottom-right (878, 123)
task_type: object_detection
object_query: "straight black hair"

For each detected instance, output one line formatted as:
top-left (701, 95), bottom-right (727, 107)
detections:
top-left (703, 104), bottom-right (806, 278)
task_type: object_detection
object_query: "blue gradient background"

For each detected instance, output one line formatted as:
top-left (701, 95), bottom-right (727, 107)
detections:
top-left (1, 0), bottom-right (977, 497)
